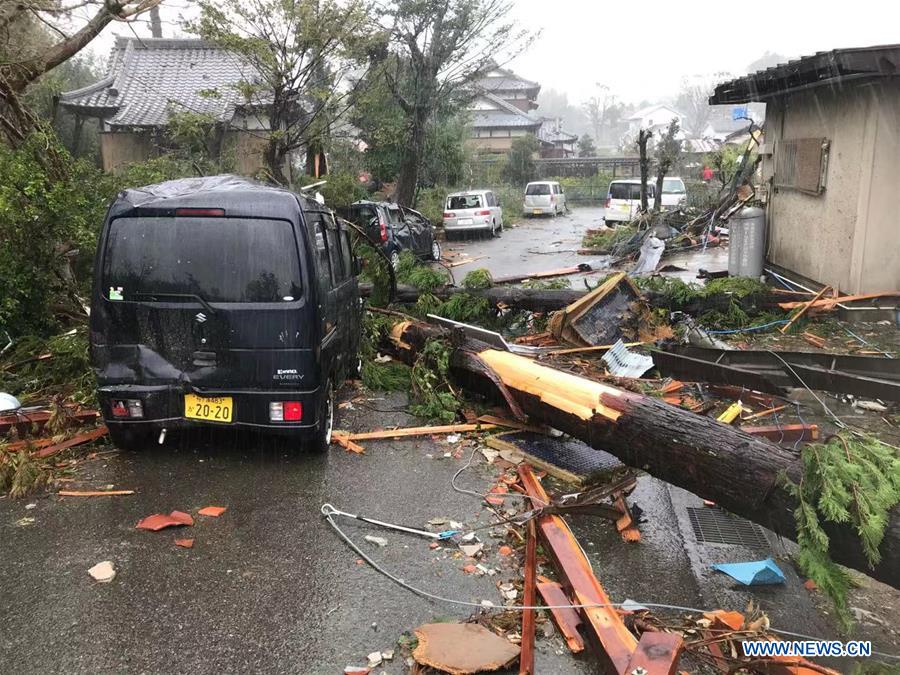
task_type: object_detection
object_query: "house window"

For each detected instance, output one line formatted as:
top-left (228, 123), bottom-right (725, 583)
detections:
top-left (775, 138), bottom-right (830, 195)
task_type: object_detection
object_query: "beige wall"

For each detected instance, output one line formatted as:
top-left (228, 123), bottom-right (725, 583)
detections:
top-left (465, 137), bottom-right (515, 153)
top-left (764, 82), bottom-right (900, 293)
top-left (100, 132), bottom-right (155, 173)
top-left (100, 129), bottom-right (273, 177)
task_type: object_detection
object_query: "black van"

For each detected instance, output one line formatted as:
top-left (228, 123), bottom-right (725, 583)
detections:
top-left (90, 175), bottom-right (363, 451)
top-left (342, 201), bottom-right (441, 269)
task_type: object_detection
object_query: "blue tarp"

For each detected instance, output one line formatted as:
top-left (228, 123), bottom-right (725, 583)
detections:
top-left (711, 558), bottom-right (786, 586)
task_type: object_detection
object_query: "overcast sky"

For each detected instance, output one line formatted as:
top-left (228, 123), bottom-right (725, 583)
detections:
top-left (93, 0), bottom-right (899, 105)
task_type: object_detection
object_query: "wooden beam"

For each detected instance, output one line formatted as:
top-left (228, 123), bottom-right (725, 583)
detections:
top-left (519, 519), bottom-right (537, 675)
top-left (780, 285), bottom-right (830, 333)
top-left (535, 579), bottom-right (585, 653)
top-left (343, 423), bottom-right (497, 441)
top-left (518, 465), bottom-right (638, 673)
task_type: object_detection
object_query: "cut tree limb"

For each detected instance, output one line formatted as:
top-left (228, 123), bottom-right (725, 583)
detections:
top-left (382, 318), bottom-right (900, 588)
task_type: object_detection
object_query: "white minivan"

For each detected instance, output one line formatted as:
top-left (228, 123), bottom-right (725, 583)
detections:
top-left (660, 176), bottom-right (687, 208)
top-left (523, 181), bottom-right (566, 216)
top-left (604, 179), bottom-right (654, 225)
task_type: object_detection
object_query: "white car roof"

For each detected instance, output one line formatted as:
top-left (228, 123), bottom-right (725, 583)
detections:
top-left (447, 189), bottom-right (490, 196)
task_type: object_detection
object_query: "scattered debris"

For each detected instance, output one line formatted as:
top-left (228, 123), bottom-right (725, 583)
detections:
top-left (135, 511), bottom-right (194, 531)
top-left (88, 560), bottom-right (116, 583)
top-left (711, 558), bottom-right (786, 585)
top-left (601, 339), bottom-right (655, 378)
top-left (175, 538), bottom-right (194, 549)
top-left (364, 535), bottom-right (388, 548)
top-left (366, 651), bottom-right (382, 668)
top-left (412, 623), bottom-right (520, 675)
top-left (198, 506), bottom-right (227, 517)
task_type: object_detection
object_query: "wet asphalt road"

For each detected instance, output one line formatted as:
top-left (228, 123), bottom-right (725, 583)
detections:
top-left (2, 206), bottom-right (896, 673)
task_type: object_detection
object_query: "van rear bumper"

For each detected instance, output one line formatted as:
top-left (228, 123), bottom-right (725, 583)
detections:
top-left (97, 384), bottom-right (322, 433)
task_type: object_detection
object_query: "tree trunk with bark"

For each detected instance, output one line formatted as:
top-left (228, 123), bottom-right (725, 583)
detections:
top-left (395, 105), bottom-right (428, 207)
top-left (637, 129), bottom-right (651, 212)
top-left (380, 318), bottom-right (900, 589)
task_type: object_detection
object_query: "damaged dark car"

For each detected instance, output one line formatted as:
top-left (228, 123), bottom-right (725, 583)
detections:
top-left (90, 176), bottom-right (363, 451)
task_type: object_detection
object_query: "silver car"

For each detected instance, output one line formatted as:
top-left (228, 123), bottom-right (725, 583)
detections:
top-left (442, 190), bottom-right (503, 238)
top-left (523, 181), bottom-right (566, 216)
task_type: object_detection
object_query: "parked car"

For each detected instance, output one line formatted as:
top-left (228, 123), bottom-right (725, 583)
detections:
top-left (342, 200), bottom-right (441, 269)
top-left (660, 176), bottom-right (687, 208)
top-left (90, 175), bottom-right (363, 451)
top-left (523, 181), bottom-right (566, 216)
top-left (442, 190), bottom-right (503, 238)
top-left (603, 179), bottom-right (656, 225)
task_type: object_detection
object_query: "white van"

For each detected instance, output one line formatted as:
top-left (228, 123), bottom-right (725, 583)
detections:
top-left (443, 190), bottom-right (503, 238)
top-left (523, 181), bottom-right (566, 216)
top-left (604, 179), bottom-right (655, 225)
top-left (660, 177), bottom-right (687, 208)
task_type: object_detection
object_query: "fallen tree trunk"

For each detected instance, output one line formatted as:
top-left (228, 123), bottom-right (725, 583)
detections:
top-left (359, 283), bottom-right (585, 313)
top-left (383, 318), bottom-right (900, 589)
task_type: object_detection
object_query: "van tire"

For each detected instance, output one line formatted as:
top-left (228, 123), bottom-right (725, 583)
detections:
top-left (390, 250), bottom-right (401, 270)
top-left (490, 220), bottom-right (498, 238)
top-left (107, 424), bottom-right (153, 451)
top-left (311, 380), bottom-right (334, 453)
top-left (431, 239), bottom-right (442, 261)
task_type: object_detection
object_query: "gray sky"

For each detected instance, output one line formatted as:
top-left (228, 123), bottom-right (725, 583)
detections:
top-left (91, 0), bottom-right (899, 105)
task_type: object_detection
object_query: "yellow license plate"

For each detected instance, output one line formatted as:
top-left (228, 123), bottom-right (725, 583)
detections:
top-left (533, 209), bottom-right (541, 214)
top-left (184, 394), bottom-right (233, 423)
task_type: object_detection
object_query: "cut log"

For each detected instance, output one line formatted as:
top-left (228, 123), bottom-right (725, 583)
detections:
top-left (382, 318), bottom-right (900, 588)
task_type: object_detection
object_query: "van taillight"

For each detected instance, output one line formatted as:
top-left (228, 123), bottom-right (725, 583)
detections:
top-left (475, 210), bottom-right (490, 216)
top-left (175, 208), bottom-right (225, 217)
top-left (379, 221), bottom-right (388, 242)
top-left (443, 212), bottom-right (455, 219)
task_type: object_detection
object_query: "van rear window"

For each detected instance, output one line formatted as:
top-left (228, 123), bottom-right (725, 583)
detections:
top-left (609, 183), bottom-right (654, 200)
top-left (103, 217), bottom-right (303, 303)
top-left (447, 195), bottom-right (482, 209)
top-left (526, 184), bottom-right (551, 195)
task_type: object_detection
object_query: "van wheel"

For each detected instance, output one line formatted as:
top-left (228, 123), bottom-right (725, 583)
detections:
top-left (431, 239), bottom-right (442, 261)
top-left (490, 220), bottom-right (498, 238)
top-left (312, 380), bottom-right (334, 453)
top-left (107, 424), bottom-right (153, 451)
top-left (390, 250), bottom-right (401, 270)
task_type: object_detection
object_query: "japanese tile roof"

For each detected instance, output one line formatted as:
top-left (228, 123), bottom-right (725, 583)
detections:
top-left (476, 66), bottom-right (540, 94)
top-left (710, 43), bottom-right (900, 104)
top-left (60, 37), bottom-right (263, 127)
top-left (468, 92), bottom-right (541, 129)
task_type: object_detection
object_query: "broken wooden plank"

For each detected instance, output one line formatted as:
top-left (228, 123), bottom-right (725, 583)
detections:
top-left (741, 405), bottom-right (788, 422)
top-left (519, 519), bottom-right (537, 675)
top-left (331, 432), bottom-right (365, 454)
top-left (802, 332), bottom-right (826, 349)
top-left (344, 423), bottom-right (497, 441)
top-left (32, 426), bottom-right (108, 459)
top-left (518, 464), bottom-right (638, 672)
top-left (741, 423), bottom-right (819, 442)
top-left (623, 632), bottom-right (684, 675)
top-left (476, 415), bottom-right (545, 433)
top-left (58, 489), bottom-right (134, 497)
top-left (780, 285), bottom-right (830, 333)
top-left (0, 409), bottom-right (100, 435)
top-left (535, 579), bottom-right (585, 653)
top-left (493, 263), bottom-right (591, 285)
top-left (777, 291), bottom-right (900, 310)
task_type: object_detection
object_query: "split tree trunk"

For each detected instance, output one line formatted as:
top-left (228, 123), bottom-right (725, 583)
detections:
top-left (382, 318), bottom-right (900, 589)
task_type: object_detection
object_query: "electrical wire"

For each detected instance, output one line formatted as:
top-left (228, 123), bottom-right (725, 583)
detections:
top-left (705, 319), bottom-right (790, 335)
top-left (451, 445), bottom-right (549, 506)
top-left (320, 505), bottom-right (899, 660)
top-left (766, 350), bottom-right (847, 429)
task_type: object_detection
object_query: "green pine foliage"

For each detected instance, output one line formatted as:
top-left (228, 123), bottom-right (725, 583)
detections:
top-left (462, 269), bottom-right (493, 290)
top-left (409, 339), bottom-right (458, 423)
top-left (783, 433), bottom-right (900, 630)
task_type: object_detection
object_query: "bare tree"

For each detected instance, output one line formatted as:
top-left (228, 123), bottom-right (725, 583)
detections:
top-left (0, 0), bottom-right (162, 143)
top-left (676, 73), bottom-right (734, 139)
top-left (581, 84), bottom-right (615, 146)
top-left (380, 0), bottom-right (529, 206)
top-left (637, 128), bottom-right (651, 212)
top-left (653, 119), bottom-right (682, 213)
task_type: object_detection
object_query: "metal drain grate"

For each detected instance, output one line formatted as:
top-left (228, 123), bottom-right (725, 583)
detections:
top-left (687, 507), bottom-right (769, 548)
